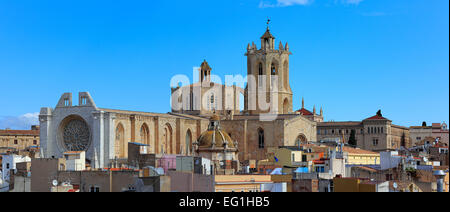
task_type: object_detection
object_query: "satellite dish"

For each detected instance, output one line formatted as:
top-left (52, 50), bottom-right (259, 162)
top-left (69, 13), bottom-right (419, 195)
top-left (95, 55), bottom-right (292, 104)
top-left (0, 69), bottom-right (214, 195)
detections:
top-left (52, 180), bottom-right (58, 187)
top-left (393, 182), bottom-right (398, 189)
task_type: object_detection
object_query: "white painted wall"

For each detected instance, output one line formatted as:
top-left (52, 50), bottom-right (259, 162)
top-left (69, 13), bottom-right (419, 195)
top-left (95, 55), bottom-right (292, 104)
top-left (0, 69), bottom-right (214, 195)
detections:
top-left (261, 183), bottom-right (287, 192)
top-left (1, 155), bottom-right (31, 183)
top-left (380, 151), bottom-right (401, 170)
top-left (201, 158), bottom-right (211, 175)
top-left (64, 152), bottom-right (86, 171)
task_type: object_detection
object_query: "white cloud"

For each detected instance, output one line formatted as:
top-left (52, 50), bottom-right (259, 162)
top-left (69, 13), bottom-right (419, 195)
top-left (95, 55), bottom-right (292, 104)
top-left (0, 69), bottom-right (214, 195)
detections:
top-left (259, 0), bottom-right (312, 8)
top-left (259, 0), bottom-right (363, 8)
top-left (277, 0), bottom-right (311, 6)
top-left (0, 112), bottom-right (39, 130)
top-left (343, 0), bottom-right (363, 5)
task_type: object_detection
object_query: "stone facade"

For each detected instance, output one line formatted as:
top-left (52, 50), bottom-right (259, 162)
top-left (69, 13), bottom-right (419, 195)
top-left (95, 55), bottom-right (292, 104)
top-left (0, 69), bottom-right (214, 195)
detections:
top-left (220, 115), bottom-right (316, 161)
top-left (317, 112), bottom-right (411, 152)
top-left (171, 60), bottom-right (244, 117)
top-left (38, 27), bottom-right (320, 167)
top-left (189, 27), bottom-right (317, 161)
top-left (0, 126), bottom-right (40, 151)
top-left (39, 92), bottom-right (210, 168)
top-left (245, 27), bottom-right (293, 115)
top-left (410, 122), bottom-right (449, 146)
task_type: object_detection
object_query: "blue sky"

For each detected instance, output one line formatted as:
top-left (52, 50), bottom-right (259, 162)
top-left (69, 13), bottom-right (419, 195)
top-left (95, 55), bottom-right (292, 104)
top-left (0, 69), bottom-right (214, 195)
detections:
top-left (0, 0), bottom-right (448, 129)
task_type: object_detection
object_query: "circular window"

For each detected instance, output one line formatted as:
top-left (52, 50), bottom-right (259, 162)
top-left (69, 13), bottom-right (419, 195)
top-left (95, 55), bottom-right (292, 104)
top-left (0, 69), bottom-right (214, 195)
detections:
top-left (62, 118), bottom-right (90, 151)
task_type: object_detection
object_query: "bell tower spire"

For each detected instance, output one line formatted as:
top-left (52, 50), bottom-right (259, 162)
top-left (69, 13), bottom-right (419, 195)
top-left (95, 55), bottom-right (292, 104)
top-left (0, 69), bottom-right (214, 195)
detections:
top-left (261, 18), bottom-right (275, 50)
top-left (199, 60), bottom-right (212, 83)
top-left (244, 20), bottom-right (293, 115)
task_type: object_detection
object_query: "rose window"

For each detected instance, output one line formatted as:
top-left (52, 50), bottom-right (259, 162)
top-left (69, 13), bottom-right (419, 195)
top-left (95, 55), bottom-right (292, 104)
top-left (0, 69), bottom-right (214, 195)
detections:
top-left (62, 119), bottom-right (90, 151)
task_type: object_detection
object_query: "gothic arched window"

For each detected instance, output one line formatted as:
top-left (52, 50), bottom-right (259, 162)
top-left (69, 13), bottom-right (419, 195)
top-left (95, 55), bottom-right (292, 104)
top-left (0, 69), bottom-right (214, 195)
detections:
top-left (115, 124), bottom-right (125, 158)
top-left (271, 63), bottom-right (276, 75)
top-left (258, 63), bottom-right (263, 88)
top-left (185, 130), bottom-right (192, 155)
top-left (140, 124), bottom-right (150, 145)
top-left (210, 94), bottom-right (215, 110)
top-left (208, 93), bottom-right (217, 111)
top-left (271, 63), bottom-right (277, 88)
top-left (259, 63), bottom-right (263, 75)
top-left (258, 128), bottom-right (265, 149)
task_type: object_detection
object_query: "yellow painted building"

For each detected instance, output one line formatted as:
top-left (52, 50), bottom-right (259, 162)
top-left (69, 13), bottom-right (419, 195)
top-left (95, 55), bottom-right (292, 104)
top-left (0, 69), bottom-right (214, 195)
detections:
top-left (265, 147), bottom-right (303, 167)
top-left (343, 146), bottom-right (380, 165)
top-left (214, 175), bottom-right (272, 192)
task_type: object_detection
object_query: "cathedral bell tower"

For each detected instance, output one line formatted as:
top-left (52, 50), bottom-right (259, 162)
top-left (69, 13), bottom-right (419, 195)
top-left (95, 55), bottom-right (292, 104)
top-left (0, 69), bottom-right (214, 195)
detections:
top-left (199, 60), bottom-right (212, 83)
top-left (244, 20), bottom-right (293, 115)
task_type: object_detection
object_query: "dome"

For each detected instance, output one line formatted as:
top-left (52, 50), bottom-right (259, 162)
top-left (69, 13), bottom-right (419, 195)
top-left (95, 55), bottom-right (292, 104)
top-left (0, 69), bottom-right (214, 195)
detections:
top-left (197, 129), bottom-right (235, 148)
top-left (195, 114), bottom-right (236, 149)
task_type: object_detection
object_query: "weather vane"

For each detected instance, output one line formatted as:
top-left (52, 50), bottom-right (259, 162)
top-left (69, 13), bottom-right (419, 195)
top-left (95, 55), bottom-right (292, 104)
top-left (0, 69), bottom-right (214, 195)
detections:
top-left (267, 18), bottom-right (271, 29)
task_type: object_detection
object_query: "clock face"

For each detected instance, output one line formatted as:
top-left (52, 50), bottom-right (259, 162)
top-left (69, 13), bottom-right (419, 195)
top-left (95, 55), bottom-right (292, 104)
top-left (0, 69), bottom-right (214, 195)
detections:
top-left (62, 119), bottom-right (90, 151)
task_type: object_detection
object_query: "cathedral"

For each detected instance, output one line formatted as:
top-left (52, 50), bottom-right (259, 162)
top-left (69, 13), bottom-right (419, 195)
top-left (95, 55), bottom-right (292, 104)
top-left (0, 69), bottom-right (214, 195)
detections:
top-left (39, 26), bottom-right (323, 168)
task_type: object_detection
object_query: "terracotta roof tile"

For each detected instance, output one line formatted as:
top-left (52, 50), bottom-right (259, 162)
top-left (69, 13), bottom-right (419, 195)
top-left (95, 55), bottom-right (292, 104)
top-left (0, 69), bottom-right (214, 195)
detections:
top-left (365, 115), bottom-right (388, 120)
top-left (296, 108), bottom-right (313, 116)
top-left (343, 146), bottom-right (379, 155)
top-left (432, 123), bottom-right (441, 128)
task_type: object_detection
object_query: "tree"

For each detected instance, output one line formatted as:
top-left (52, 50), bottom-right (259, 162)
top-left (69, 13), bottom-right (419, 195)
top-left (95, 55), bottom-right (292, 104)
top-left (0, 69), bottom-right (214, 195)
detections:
top-left (348, 130), bottom-right (357, 147)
